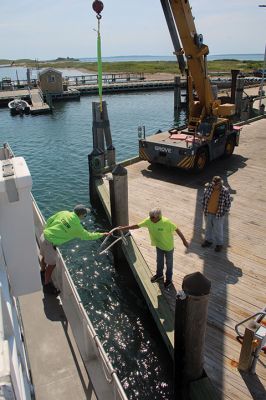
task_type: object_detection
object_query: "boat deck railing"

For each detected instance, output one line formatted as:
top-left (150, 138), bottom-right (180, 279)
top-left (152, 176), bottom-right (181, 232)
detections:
top-left (1, 143), bottom-right (128, 399)
top-left (32, 199), bottom-right (128, 400)
top-left (0, 241), bottom-right (33, 399)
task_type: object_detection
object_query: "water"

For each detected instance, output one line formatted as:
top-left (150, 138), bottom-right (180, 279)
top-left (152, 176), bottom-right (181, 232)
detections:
top-left (79, 53), bottom-right (264, 62)
top-left (1, 91), bottom-right (183, 399)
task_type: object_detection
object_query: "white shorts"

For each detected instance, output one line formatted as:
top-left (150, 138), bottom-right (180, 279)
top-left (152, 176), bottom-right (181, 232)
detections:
top-left (39, 233), bottom-right (57, 266)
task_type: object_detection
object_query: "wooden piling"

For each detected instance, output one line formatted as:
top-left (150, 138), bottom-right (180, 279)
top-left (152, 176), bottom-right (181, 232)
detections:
top-left (92, 101), bottom-right (116, 169)
top-left (106, 144), bottom-right (116, 169)
top-left (92, 102), bottom-right (105, 151)
top-left (174, 291), bottom-right (187, 399)
top-left (109, 164), bottom-right (129, 228)
top-left (89, 101), bottom-right (116, 206)
top-left (231, 69), bottom-right (240, 104)
top-left (88, 148), bottom-right (105, 207)
top-left (174, 76), bottom-right (181, 112)
top-left (235, 78), bottom-right (245, 117)
top-left (109, 164), bottom-right (129, 262)
top-left (174, 272), bottom-right (211, 398)
top-left (26, 68), bottom-right (31, 87)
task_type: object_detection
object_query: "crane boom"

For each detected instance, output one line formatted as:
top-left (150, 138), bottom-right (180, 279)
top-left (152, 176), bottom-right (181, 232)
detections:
top-left (138, 1), bottom-right (240, 172)
top-left (160, 0), bottom-right (186, 74)
top-left (161, 0), bottom-right (235, 125)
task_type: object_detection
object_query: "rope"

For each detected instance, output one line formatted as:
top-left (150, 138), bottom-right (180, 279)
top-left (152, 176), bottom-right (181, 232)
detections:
top-left (98, 227), bottom-right (130, 255)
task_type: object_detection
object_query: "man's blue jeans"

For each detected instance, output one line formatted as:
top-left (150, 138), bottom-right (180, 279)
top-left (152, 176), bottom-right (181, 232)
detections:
top-left (205, 214), bottom-right (224, 245)
top-left (156, 247), bottom-right (174, 281)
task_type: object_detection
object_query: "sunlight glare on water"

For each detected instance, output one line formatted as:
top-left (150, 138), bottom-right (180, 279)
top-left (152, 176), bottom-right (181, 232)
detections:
top-left (1, 90), bottom-right (185, 399)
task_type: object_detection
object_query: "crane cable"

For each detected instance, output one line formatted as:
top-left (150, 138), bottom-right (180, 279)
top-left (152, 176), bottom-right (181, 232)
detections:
top-left (92, 1), bottom-right (104, 112)
top-left (97, 16), bottom-right (103, 113)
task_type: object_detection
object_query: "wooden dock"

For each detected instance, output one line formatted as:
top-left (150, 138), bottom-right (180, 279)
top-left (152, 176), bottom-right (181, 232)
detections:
top-left (0, 88), bottom-right (50, 114)
top-left (96, 117), bottom-right (266, 400)
top-left (29, 88), bottom-right (51, 114)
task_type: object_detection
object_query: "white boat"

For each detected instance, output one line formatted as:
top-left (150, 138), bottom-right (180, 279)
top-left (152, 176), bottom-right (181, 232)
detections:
top-left (8, 99), bottom-right (30, 116)
top-left (0, 143), bottom-right (127, 400)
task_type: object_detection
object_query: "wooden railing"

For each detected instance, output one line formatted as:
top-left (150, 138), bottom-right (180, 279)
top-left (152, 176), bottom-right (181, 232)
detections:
top-left (64, 72), bottom-right (145, 86)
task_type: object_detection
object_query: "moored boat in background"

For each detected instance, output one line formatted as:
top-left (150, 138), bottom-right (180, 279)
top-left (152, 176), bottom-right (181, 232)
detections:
top-left (8, 98), bottom-right (30, 116)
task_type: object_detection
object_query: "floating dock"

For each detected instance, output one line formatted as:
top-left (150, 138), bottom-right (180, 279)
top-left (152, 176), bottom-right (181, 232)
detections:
top-left (28, 88), bottom-right (50, 114)
top-left (0, 88), bottom-right (51, 114)
top-left (95, 117), bottom-right (266, 400)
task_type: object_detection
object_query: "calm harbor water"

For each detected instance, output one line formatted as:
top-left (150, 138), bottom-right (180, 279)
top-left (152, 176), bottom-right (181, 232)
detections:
top-left (1, 89), bottom-right (186, 399)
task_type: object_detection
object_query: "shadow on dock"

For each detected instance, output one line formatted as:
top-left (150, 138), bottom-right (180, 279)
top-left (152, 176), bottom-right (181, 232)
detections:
top-left (139, 154), bottom-right (250, 399)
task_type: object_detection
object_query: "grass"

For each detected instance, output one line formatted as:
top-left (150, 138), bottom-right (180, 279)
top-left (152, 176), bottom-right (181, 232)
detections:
top-left (0, 58), bottom-right (264, 75)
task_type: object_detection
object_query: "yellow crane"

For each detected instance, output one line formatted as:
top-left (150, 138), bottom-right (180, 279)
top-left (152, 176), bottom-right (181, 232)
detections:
top-left (139, 0), bottom-right (240, 171)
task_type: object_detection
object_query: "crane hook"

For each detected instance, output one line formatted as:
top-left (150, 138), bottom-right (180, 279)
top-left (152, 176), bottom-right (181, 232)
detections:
top-left (92, 0), bottom-right (104, 18)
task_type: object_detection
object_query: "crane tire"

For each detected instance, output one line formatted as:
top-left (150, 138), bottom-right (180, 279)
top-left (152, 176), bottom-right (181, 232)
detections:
top-left (223, 137), bottom-right (235, 158)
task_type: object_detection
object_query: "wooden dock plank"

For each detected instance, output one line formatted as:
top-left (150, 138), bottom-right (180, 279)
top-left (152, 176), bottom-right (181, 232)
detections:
top-left (121, 118), bottom-right (266, 399)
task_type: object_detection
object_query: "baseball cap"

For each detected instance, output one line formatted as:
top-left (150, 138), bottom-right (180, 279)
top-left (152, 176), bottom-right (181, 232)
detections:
top-left (74, 204), bottom-right (91, 217)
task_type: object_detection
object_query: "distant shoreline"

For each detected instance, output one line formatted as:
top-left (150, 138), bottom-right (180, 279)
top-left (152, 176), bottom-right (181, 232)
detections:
top-left (79, 53), bottom-right (264, 62)
top-left (0, 56), bottom-right (264, 79)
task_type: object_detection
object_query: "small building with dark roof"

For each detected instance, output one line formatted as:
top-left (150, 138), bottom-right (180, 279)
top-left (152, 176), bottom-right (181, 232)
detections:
top-left (38, 68), bottom-right (63, 94)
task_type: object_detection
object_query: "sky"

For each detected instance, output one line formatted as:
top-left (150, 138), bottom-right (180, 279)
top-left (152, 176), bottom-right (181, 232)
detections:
top-left (0, 0), bottom-right (265, 60)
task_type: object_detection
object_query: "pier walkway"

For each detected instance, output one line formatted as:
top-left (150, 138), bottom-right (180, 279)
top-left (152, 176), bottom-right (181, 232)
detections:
top-left (29, 88), bottom-right (50, 114)
top-left (97, 117), bottom-right (266, 400)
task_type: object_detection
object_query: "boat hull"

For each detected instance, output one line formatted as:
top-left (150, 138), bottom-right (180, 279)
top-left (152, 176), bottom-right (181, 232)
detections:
top-left (8, 99), bottom-right (30, 115)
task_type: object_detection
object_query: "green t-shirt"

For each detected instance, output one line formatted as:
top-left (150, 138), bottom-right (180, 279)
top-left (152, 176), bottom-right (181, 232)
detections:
top-left (44, 211), bottom-right (104, 246)
top-left (138, 216), bottom-right (177, 251)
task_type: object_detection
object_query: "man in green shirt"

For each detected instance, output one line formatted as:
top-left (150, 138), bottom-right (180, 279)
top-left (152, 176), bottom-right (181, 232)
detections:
top-left (117, 208), bottom-right (188, 288)
top-left (40, 204), bottom-right (108, 295)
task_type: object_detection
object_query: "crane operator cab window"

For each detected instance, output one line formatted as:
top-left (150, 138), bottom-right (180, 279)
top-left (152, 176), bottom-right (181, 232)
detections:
top-left (198, 122), bottom-right (212, 136)
top-left (213, 124), bottom-right (227, 140)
